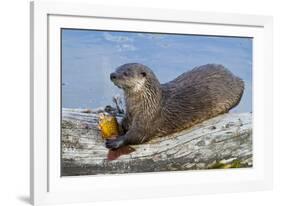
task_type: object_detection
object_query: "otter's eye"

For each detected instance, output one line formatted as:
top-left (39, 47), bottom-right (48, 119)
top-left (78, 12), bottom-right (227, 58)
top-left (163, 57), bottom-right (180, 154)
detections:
top-left (123, 71), bottom-right (128, 76)
top-left (140, 72), bottom-right (146, 77)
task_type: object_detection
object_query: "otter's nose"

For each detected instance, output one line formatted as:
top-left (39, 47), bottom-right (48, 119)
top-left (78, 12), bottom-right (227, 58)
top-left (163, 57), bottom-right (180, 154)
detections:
top-left (110, 73), bottom-right (117, 80)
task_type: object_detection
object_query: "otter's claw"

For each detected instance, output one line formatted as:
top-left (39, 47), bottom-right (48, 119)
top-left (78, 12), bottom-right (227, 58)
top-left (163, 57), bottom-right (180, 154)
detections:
top-left (105, 138), bottom-right (125, 149)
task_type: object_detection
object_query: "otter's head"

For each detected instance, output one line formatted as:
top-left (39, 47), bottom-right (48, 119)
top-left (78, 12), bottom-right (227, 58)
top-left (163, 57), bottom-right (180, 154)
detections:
top-left (110, 63), bottom-right (159, 93)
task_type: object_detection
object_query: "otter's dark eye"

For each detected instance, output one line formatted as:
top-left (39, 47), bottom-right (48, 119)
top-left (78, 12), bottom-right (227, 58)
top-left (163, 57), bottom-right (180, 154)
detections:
top-left (123, 71), bottom-right (128, 76)
top-left (140, 72), bottom-right (146, 77)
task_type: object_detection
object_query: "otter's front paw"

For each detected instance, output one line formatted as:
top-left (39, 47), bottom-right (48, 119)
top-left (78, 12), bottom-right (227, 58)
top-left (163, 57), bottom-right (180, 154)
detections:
top-left (105, 137), bottom-right (125, 149)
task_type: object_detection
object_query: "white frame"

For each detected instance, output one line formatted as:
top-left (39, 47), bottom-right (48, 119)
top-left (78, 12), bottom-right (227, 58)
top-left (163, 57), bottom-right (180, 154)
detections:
top-left (30, 0), bottom-right (273, 205)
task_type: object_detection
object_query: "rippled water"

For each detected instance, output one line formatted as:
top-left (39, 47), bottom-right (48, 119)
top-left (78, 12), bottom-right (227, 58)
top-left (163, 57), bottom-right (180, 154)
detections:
top-left (62, 29), bottom-right (252, 112)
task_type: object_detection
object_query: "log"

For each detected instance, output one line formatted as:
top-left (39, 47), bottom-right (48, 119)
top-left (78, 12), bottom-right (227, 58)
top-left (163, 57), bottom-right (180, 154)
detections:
top-left (62, 108), bottom-right (252, 176)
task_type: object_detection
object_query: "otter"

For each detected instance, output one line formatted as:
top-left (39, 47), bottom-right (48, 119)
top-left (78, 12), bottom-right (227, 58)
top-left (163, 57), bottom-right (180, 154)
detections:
top-left (105, 63), bottom-right (244, 149)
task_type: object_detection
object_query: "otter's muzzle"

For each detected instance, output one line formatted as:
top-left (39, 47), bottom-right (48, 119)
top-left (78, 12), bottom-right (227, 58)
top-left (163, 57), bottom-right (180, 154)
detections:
top-left (110, 72), bottom-right (117, 81)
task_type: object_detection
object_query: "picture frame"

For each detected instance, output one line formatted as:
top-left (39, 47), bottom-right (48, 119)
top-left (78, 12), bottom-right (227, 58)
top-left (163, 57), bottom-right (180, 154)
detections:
top-left (30, 0), bottom-right (273, 205)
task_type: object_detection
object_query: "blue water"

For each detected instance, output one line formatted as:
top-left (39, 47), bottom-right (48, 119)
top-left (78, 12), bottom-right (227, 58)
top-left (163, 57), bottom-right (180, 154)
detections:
top-left (62, 29), bottom-right (252, 112)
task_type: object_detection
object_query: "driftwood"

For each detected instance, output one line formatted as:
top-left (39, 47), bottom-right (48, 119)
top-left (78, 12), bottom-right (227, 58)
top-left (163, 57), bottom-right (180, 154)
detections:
top-left (62, 108), bottom-right (252, 176)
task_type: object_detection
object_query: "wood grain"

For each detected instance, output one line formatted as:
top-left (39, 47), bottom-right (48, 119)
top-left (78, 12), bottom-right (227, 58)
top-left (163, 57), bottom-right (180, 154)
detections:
top-left (61, 108), bottom-right (252, 176)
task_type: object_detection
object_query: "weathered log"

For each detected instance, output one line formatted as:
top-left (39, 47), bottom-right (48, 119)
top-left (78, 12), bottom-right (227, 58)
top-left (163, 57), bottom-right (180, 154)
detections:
top-left (62, 108), bottom-right (252, 176)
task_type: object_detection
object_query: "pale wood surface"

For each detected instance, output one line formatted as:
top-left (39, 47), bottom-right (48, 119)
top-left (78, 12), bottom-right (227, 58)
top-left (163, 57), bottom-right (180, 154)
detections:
top-left (62, 108), bottom-right (252, 176)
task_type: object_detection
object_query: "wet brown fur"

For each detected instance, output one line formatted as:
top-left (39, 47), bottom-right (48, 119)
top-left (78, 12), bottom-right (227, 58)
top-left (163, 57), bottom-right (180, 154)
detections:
top-left (106, 63), bottom-right (244, 149)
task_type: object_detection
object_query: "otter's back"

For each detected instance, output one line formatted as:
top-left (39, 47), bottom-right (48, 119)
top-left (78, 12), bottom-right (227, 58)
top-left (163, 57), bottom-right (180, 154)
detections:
top-left (161, 64), bottom-right (244, 129)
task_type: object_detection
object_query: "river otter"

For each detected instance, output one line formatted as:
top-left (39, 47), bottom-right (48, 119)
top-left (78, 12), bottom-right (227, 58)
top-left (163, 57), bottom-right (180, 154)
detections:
top-left (106, 63), bottom-right (244, 149)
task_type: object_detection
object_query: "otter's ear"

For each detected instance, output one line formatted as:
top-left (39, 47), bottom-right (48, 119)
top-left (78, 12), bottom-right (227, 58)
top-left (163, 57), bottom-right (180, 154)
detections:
top-left (140, 72), bottom-right (147, 77)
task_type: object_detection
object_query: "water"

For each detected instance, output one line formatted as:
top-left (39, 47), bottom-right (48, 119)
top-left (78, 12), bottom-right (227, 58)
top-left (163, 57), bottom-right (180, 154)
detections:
top-left (62, 29), bottom-right (252, 112)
